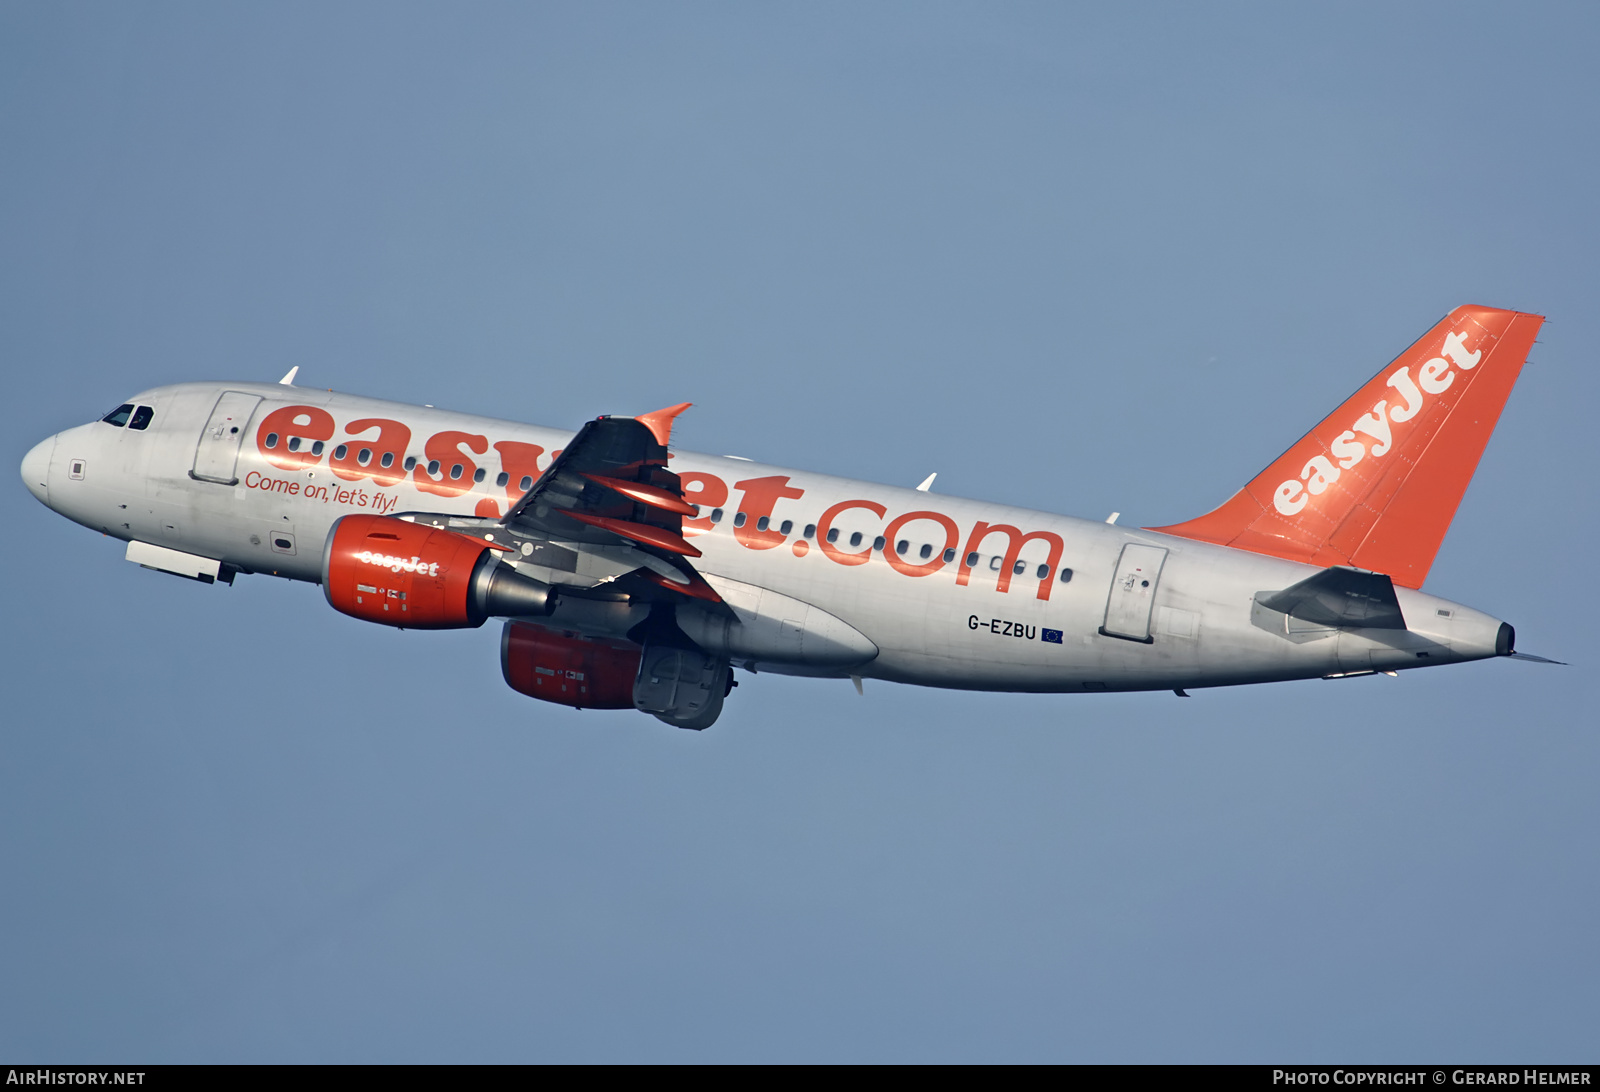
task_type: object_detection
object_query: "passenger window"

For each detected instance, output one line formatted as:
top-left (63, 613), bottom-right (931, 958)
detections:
top-left (473, 467), bottom-right (486, 483)
top-left (966, 552), bottom-right (979, 567)
top-left (943, 548), bottom-right (956, 564)
top-left (128, 406), bottom-right (154, 431)
top-left (1036, 564), bottom-right (1050, 580)
top-left (826, 527), bottom-right (839, 543)
top-left (873, 536), bottom-right (885, 551)
top-left (1059, 567), bottom-right (1074, 584)
top-left (381, 452), bottom-right (395, 468)
top-left (756, 515), bottom-right (769, 532)
top-left (779, 520), bottom-right (793, 535)
top-left (803, 523), bottom-right (816, 539)
top-left (1013, 560), bottom-right (1026, 576)
top-left (989, 556), bottom-right (1002, 571)
top-left (287, 437), bottom-right (301, 452)
top-left (450, 464), bottom-right (464, 480)
top-left (100, 403), bottom-right (134, 427)
top-left (334, 444), bottom-right (348, 461)
top-left (710, 508), bottom-right (724, 524)
top-left (849, 532), bottom-right (862, 548)
top-left (427, 460), bottom-right (440, 476)
top-left (496, 472), bottom-right (509, 487)
top-left (919, 543), bottom-right (932, 560)
top-left (404, 456), bottom-right (417, 471)
top-left (733, 511), bottom-right (747, 528)
top-left (358, 448), bottom-right (372, 466)
top-left (897, 540), bottom-right (909, 555)
top-left (265, 432), bottom-right (279, 448)
top-left (311, 440), bottom-right (324, 456)
top-left (520, 475), bottom-right (533, 491)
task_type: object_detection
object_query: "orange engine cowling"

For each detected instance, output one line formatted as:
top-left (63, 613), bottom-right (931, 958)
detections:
top-left (501, 622), bottom-right (641, 710)
top-left (322, 514), bottom-right (555, 629)
top-left (323, 514), bottom-right (489, 628)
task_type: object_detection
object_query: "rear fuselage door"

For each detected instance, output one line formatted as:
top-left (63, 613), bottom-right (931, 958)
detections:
top-left (190, 391), bottom-right (262, 485)
top-left (1101, 543), bottom-right (1168, 642)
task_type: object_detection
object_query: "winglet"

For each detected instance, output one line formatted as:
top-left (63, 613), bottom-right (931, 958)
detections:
top-left (278, 366), bottom-right (299, 386)
top-left (635, 403), bottom-right (692, 446)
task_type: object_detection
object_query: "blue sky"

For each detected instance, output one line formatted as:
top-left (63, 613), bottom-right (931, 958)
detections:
top-left (3, 2), bottom-right (1596, 1061)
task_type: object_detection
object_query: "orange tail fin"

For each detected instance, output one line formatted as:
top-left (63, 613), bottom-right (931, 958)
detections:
top-left (1149, 305), bottom-right (1543, 589)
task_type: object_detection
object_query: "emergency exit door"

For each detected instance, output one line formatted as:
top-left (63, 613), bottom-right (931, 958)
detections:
top-left (1100, 543), bottom-right (1168, 642)
top-left (190, 391), bottom-right (262, 485)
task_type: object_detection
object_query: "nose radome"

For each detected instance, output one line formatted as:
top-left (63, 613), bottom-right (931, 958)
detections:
top-left (21, 435), bottom-right (54, 505)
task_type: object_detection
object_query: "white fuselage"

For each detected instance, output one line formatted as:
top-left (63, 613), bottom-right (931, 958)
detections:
top-left (23, 382), bottom-right (1509, 694)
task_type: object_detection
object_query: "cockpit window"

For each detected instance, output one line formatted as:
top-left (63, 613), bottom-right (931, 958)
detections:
top-left (101, 404), bottom-right (134, 427)
top-left (128, 405), bottom-right (154, 431)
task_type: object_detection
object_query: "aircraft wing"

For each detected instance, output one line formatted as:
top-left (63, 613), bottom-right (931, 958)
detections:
top-left (398, 405), bottom-right (726, 607)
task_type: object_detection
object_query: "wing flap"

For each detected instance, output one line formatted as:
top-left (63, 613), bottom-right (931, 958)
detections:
top-left (397, 406), bottom-right (726, 610)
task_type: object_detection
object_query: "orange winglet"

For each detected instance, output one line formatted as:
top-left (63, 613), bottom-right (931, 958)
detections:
top-left (639, 569), bottom-right (724, 603)
top-left (635, 402), bottom-right (692, 447)
top-left (581, 473), bottom-right (699, 517)
top-left (563, 511), bottom-right (703, 557)
top-left (1148, 305), bottom-right (1543, 589)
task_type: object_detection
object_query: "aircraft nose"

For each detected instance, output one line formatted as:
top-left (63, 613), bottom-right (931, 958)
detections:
top-left (21, 434), bottom-right (55, 505)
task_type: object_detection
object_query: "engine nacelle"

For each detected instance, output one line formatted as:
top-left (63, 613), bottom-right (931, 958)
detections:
top-left (632, 644), bottom-right (730, 731)
top-left (323, 514), bottom-right (555, 629)
top-left (501, 622), bottom-right (641, 709)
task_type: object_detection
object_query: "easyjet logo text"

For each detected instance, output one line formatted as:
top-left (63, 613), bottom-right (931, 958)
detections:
top-left (355, 551), bottom-right (442, 577)
top-left (1273, 329), bottom-right (1482, 516)
top-left (256, 409), bottom-right (1071, 599)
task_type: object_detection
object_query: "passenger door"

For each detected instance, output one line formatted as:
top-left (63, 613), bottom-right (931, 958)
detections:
top-left (1101, 543), bottom-right (1168, 642)
top-left (190, 391), bottom-right (262, 485)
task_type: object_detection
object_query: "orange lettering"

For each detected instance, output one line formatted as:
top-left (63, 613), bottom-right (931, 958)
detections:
top-left (957, 522), bottom-right (1065, 600)
top-left (415, 431), bottom-right (489, 498)
top-left (732, 476), bottom-right (806, 550)
top-left (679, 472), bottom-right (730, 536)
top-left (494, 440), bottom-right (545, 501)
top-left (255, 405), bottom-right (335, 472)
top-left (330, 417), bottom-right (412, 487)
top-left (816, 500), bottom-right (887, 567)
top-left (882, 511), bottom-right (959, 577)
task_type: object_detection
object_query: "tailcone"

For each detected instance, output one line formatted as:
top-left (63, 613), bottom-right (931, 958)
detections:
top-left (1441, 605), bottom-right (1510, 662)
top-left (1496, 622), bottom-right (1515, 657)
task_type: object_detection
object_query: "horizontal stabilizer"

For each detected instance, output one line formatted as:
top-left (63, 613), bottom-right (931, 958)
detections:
top-left (1258, 566), bottom-right (1406, 630)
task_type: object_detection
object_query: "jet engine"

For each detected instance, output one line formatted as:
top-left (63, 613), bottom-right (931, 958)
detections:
top-left (322, 514), bottom-right (555, 629)
top-left (501, 621), bottom-right (733, 729)
top-left (632, 643), bottom-right (730, 731)
top-left (501, 622), bottom-right (642, 710)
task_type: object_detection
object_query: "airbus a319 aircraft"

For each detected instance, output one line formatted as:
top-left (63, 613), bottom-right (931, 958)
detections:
top-left (21, 305), bottom-right (1554, 729)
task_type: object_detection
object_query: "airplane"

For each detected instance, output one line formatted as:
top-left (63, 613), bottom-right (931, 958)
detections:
top-left (19, 305), bottom-right (1557, 730)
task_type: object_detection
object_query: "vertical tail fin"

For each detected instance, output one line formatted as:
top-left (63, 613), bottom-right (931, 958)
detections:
top-left (1149, 305), bottom-right (1543, 588)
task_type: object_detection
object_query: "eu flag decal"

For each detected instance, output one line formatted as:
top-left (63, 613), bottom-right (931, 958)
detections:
top-left (1041, 628), bottom-right (1063, 644)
